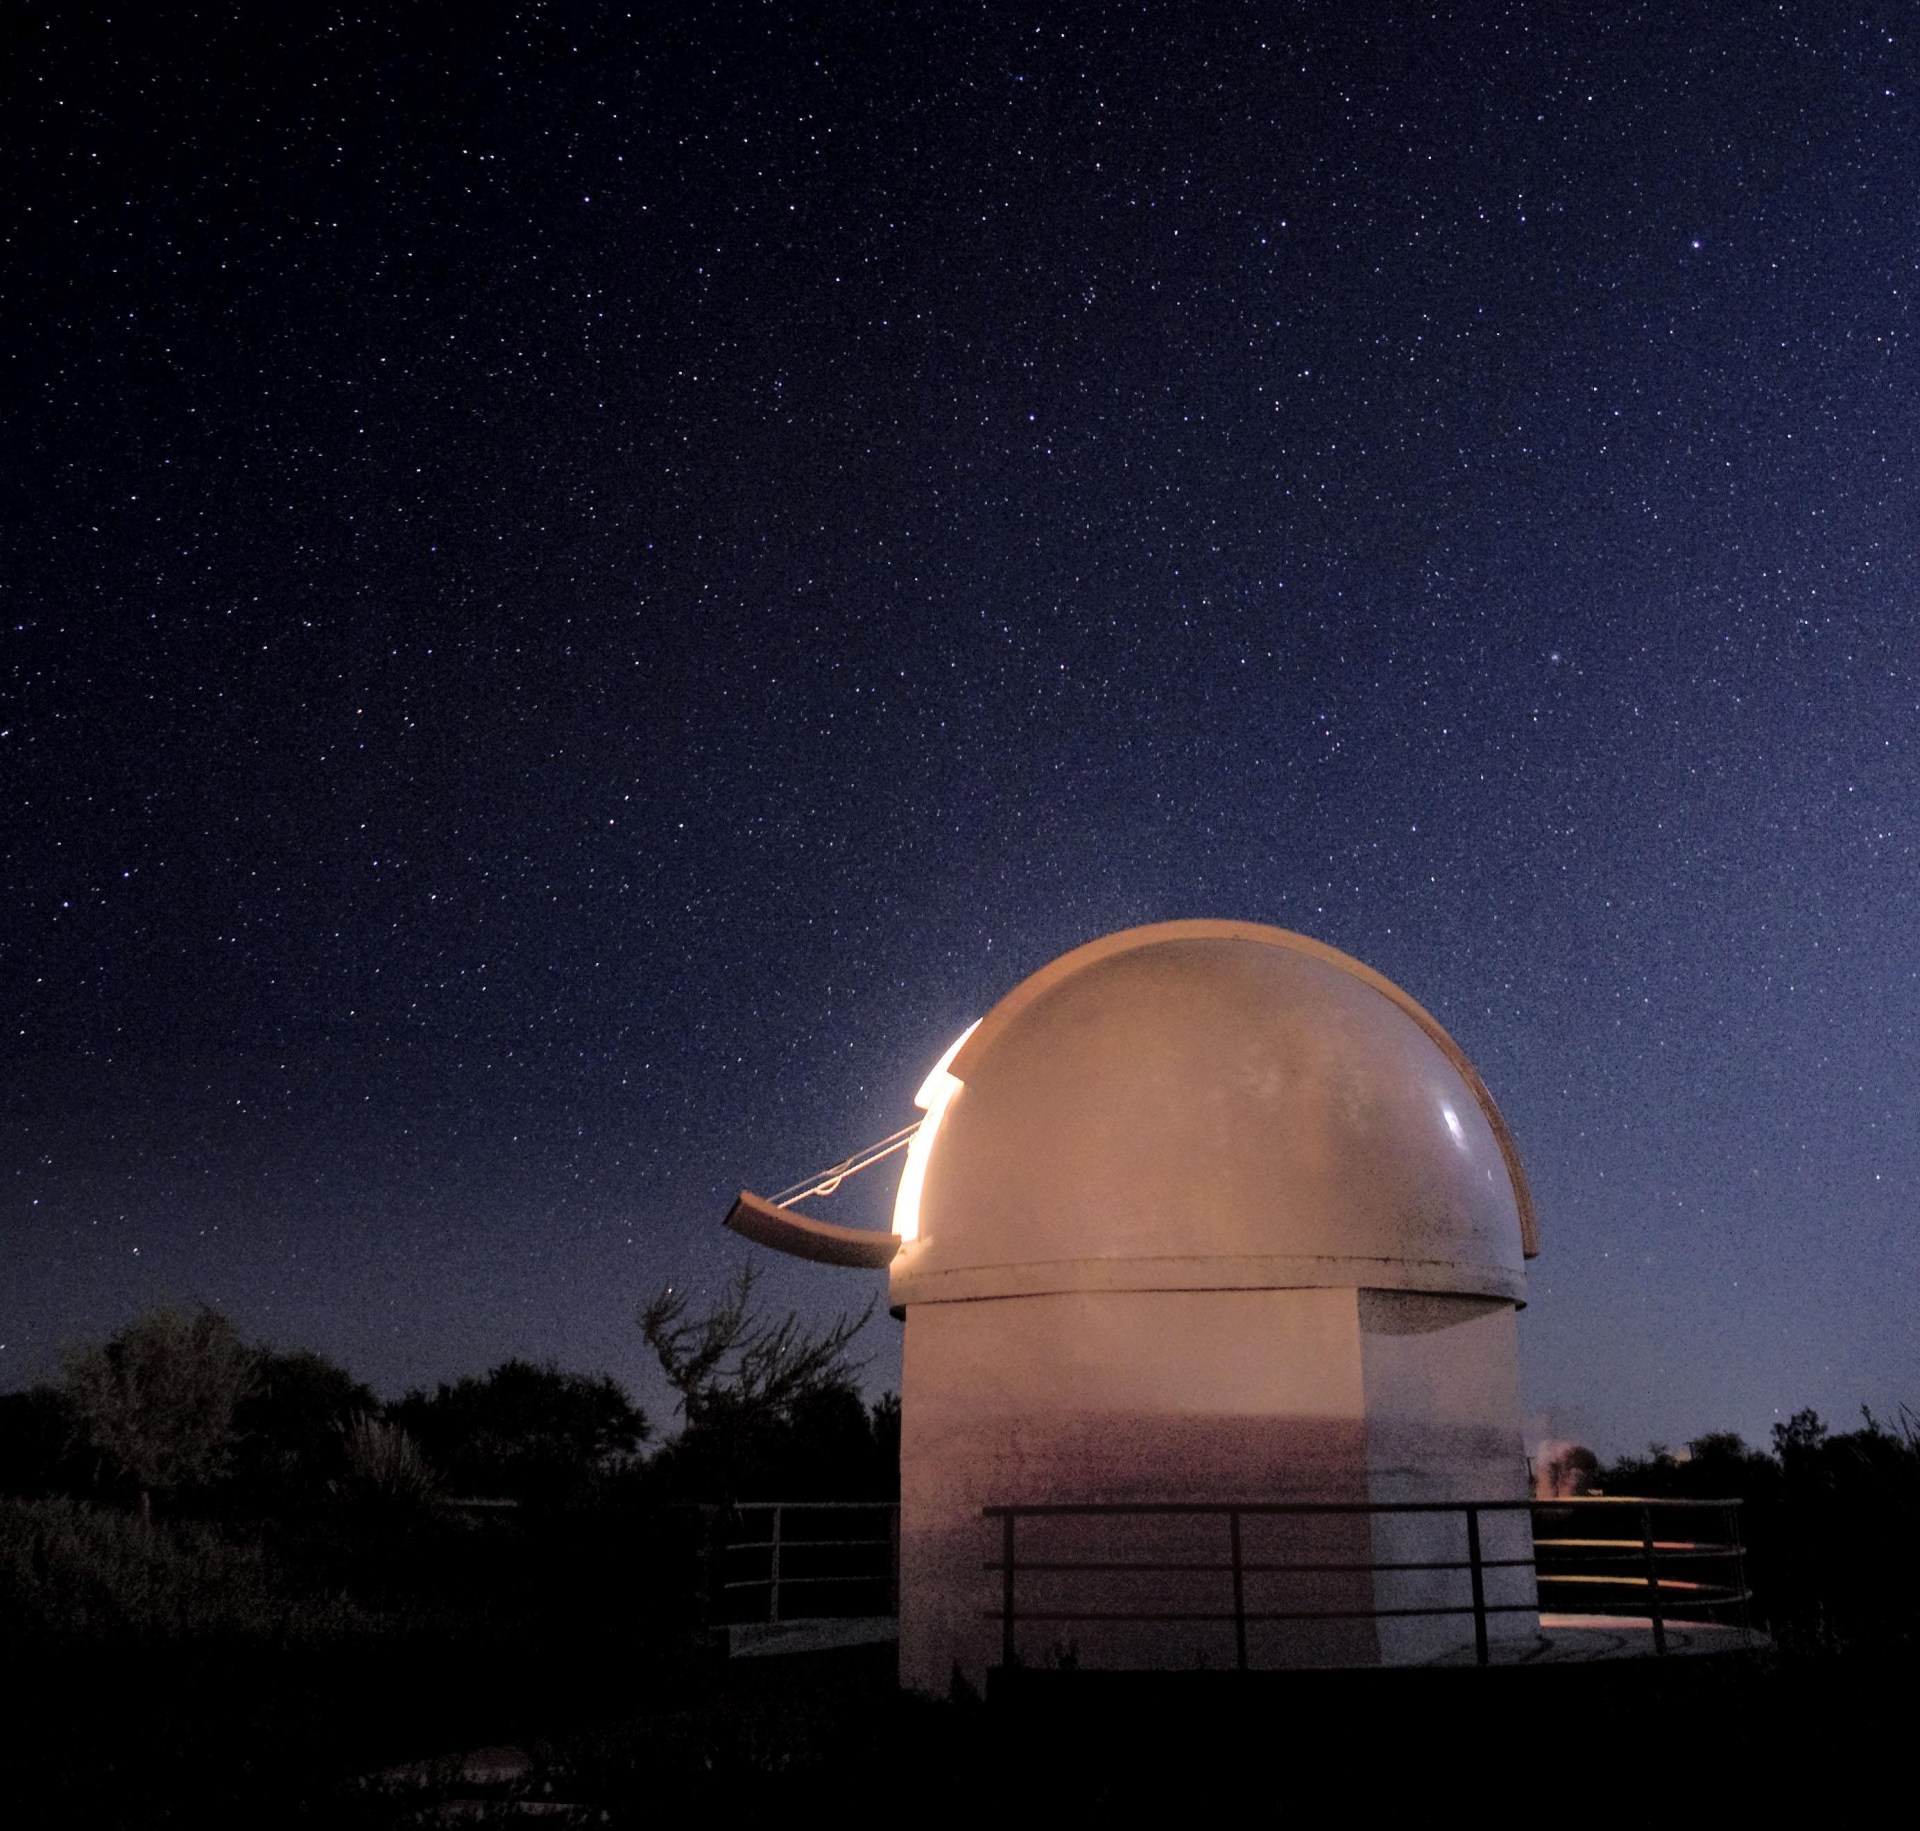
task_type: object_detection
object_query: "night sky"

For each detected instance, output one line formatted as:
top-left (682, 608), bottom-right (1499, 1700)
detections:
top-left (6, 1), bottom-right (1916, 1456)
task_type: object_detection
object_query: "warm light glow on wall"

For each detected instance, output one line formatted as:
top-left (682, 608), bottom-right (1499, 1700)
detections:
top-left (891, 1020), bottom-right (978, 1242)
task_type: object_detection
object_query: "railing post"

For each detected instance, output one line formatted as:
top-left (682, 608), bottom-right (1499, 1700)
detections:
top-left (889, 1503), bottom-right (901, 1618)
top-left (1000, 1511), bottom-right (1017, 1669)
top-left (1640, 1504), bottom-right (1666, 1655)
top-left (1466, 1505), bottom-right (1489, 1667)
top-left (698, 1504), bottom-right (720, 1635)
top-left (1727, 1501), bottom-right (1751, 1645)
top-left (769, 1505), bottom-right (783, 1624)
top-left (1524, 1498), bottom-right (1543, 1615)
top-left (1229, 1509), bottom-right (1247, 1672)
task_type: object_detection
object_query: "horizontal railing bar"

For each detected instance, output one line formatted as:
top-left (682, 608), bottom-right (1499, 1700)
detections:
top-left (1552, 1591), bottom-right (1753, 1609)
top-left (1523, 1498), bottom-right (1741, 1509)
top-left (723, 1573), bottom-right (893, 1592)
top-left (726, 1537), bottom-right (894, 1552)
top-left (987, 1559), bottom-right (1240, 1575)
top-left (1545, 1540), bottom-right (1742, 1555)
top-left (1534, 1557), bottom-right (1738, 1571)
top-left (984, 1497), bottom-right (1739, 1518)
top-left (733, 1500), bottom-right (899, 1510)
top-left (1528, 1596), bottom-right (1758, 1612)
top-left (1532, 1538), bottom-right (1729, 1552)
top-left (986, 1557), bottom-right (1540, 1576)
top-left (981, 1603), bottom-right (1546, 1625)
top-left (1531, 1498), bottom-right (1742, 1509)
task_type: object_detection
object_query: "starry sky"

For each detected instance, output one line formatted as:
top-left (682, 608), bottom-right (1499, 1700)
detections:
top-left (5, 1), bottom-right (1916, 1455)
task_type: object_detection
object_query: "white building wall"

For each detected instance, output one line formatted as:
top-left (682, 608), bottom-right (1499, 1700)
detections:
top-left (1358, 1291), bottom-right (1540, 1663)
top-left (899, 1285), bottom-right (1537, 1692)
top-left (900, 1286), bottom-right (1379, 1694)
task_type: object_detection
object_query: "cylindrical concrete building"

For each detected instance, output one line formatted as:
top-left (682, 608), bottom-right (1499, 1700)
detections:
top-left (884, 921), bottom-right (1540, 1690)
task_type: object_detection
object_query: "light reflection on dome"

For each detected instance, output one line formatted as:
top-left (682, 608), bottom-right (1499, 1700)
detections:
top-left (891, 1019), bottom-right (978, 1243)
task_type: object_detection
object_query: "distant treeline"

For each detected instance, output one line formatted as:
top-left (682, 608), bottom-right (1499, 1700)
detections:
top-left (0, 1268), bottom-right (897, 1521)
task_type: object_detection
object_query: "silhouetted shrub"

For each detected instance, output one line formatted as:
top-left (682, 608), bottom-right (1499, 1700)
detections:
top-left (0, 1495), bottom-right (371, 1644)
top-left (340, 1413), bottom-right (440, 1508)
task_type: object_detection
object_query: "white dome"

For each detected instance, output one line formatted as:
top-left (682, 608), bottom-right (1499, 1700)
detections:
top-left (889, 921), bottom-right (1535, 1308)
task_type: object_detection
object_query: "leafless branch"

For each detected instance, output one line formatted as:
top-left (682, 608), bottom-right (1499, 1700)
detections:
top-left (639, 1262), bottom-right (873, 1427)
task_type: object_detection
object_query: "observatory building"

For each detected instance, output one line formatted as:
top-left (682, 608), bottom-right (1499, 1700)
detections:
top-left (730, 920), bottom-right (1541, 1691)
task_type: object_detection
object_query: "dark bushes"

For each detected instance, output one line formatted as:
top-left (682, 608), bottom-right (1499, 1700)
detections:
top-left (1599, 1406), bottom-right (1920, 1654)
top-left (0, 1493), bottom-right (371, 1645)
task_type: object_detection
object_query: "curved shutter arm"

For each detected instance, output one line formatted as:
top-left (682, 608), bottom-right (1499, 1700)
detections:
top-left (723, 1190), bottom-right (901, 1268)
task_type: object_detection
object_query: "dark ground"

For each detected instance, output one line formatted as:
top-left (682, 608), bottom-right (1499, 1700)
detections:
top-left (8, 1633), bottom-right (1901, 1822)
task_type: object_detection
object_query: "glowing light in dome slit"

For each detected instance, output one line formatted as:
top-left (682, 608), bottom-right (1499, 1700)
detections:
top-left (891, 1020), bottom-right (978, 1242)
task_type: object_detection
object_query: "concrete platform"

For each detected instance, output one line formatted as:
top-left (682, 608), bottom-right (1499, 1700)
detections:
top-left (1420, 1613), bottom-right (1764, 1666)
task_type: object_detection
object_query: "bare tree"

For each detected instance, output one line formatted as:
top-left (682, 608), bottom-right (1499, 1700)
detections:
top-left (60, 1305), bottom-right (258, 1523)
top-left (639, 1262), bottom-right (872, 1429)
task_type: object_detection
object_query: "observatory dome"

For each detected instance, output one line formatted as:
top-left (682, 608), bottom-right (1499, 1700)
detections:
top-left (889, 921), bottom-right (1535, 1309)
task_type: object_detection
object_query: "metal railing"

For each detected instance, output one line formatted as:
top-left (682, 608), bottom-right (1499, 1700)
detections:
top-left (983, 1496), bottom-right (1750, 1669)
top-left (720, 1500), bottom-right (899, 1624)
top-left (1531, 1496), bottom-right (1751, 1655)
